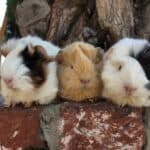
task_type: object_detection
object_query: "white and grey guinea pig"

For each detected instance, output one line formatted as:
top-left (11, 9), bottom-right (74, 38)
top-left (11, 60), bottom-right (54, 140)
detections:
top-left (0, 35), bottom-right (60, 107)
top-left (102, 55), bottom-right (150, 107)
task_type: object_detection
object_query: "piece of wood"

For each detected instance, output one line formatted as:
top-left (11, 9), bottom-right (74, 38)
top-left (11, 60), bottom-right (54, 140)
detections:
top-left (15, 0), bottom-right (50, 38)
top-left (47, 0), bottom-right (87, 44)
top-left (134, 0), bottom-right (150, 39)
top-left (96, 0), bottom-right (134, 42)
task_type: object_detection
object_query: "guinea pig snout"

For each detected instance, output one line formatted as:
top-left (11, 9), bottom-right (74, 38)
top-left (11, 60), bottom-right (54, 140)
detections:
top-left (123, 85), bottom-right (137, 96)
top-left (3, 78), bottom-right (15, 89)
top-left (80, 78), bottom-right (90, 85)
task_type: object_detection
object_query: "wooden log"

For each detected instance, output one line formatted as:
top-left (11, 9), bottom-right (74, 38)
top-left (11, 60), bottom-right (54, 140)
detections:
top-left (134, 0), bottom-right (150, 39)
top-left (96, 0), bottom-right (134, 42)
top-left (47, 0), bottom-right (87, 44)
top-left (15, 0), bottom-right (50, 39)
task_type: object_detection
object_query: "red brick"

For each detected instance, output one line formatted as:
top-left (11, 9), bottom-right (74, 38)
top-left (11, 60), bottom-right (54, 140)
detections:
top-left (60, 101), bottom-right (145, 150)
top-left (0, 106), bottom-right (46, 150)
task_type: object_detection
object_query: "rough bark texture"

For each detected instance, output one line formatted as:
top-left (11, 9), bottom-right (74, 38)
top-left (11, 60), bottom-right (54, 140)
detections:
top-left (47, 0), bottom-right (86, 44)
top-left (14, 0), bottom-right (150, 48)
top-left (96, 0), bottom-right (134, 42)
top-left (15, 0), bottom-right (51, 39)
top-left (134, 0), bottom-right (150, 39)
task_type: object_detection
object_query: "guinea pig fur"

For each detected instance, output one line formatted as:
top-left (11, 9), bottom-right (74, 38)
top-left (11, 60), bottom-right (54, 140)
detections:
top-left (135, 42), bottom-right (150, 80)
top-left (104, 38), bottom-right (149, 60)
top-left (104, 38), bottom-right (150, 79)
top-left (56, 41), bottom-right (104, 102)
top-left (102, 38), bottom-right (150, 107)
top-left (1, 36), bottom-right (60, 57)
top-left (0, 35), bottom-right (60, 107)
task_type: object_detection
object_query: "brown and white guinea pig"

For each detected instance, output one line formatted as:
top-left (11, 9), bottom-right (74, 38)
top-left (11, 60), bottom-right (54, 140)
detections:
top-left (102, 38), bottom-right (150, 107)
top-left (0, 35), bottom-right (60, 107)
top-left (56, 41), bottom-right (104, 102)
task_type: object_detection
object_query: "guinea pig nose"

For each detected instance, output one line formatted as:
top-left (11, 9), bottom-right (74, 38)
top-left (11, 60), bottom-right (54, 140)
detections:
top-left (124, 85), bottom-right (136, 96)
top-left (80, 79), bottom-right (90, 84)
top-left (3, 78), bottom-right (13, 85)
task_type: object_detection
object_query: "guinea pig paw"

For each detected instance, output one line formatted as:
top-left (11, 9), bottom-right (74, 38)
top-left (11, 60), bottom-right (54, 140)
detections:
top-left (144, 101), bottom-right (150, 107)
top-left (89, 98), bottom-right (95, 102)
top-left (24, 102), bottom-right (32, 108)
top-left (3, 101), bottom-right (11, 108)
top-left (11, 102), bottom-right (17, 108)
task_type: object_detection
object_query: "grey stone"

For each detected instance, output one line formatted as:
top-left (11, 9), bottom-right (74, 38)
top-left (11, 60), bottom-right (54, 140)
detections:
top-left (40, 104), bottom-right (61, 150)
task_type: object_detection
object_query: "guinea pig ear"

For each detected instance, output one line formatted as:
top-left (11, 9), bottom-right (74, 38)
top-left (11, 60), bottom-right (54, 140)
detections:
top-left (95, 47), bottom-right (104, 64)
top-left (56, 50), bottom-right (64, 64)
top-left (104, 48), bottom-right (114, 60)
top-left (35, 45), bottom-right (55, 63)
top-left (0, 47), bottom-right (10, 57)
top-left (28, 44), bottom-right (35, 55)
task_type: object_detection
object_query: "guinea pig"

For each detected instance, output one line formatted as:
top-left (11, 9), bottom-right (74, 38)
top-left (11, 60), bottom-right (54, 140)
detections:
top-left (102, 55), bottom-right (150, 107)
top-left (0, 35), bottom-right (60, 107)
top-left (102, 37), bottom-right (150, 107)
top-left (56, 41), bottom-right (104, 102)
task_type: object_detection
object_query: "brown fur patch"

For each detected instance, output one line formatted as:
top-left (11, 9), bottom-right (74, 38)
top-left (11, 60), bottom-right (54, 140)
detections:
top-left (21, 45), bottom-right (53, 88)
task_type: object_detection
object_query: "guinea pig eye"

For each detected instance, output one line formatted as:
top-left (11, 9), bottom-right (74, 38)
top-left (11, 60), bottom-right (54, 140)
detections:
top-left (117, 65), bottom-right (122, 71)
top-left (57, 59), bottom-right (62, 64)
top-left (70, 65), bottom-right (74, 69)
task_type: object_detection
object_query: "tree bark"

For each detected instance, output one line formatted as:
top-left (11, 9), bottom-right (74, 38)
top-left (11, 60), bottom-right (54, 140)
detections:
top-left (134, 0), bottom-right (150, 39)
top-left (96, 0), bottom-right (134, 42)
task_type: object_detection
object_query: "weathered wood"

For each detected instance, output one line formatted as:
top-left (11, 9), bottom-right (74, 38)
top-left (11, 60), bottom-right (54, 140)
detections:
top-left (134, 0), bottom-right (150, 39)
top-left (15, 0), bottom-right (50, 38)
top-left (96, 0), bottom-right (134, 42)
top-left (47, 0), bottom-right (87, 44)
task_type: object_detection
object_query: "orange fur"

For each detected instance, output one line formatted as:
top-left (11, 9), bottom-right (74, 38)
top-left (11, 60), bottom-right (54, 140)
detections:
top-left (57, 42), bottom-right (103, 101)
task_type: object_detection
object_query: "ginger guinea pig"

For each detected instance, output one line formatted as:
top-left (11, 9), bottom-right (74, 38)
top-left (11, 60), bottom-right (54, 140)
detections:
top-left (56, 41), bottom-right (103, 102)
top-left (1, 36), bottom-right (60, 107)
